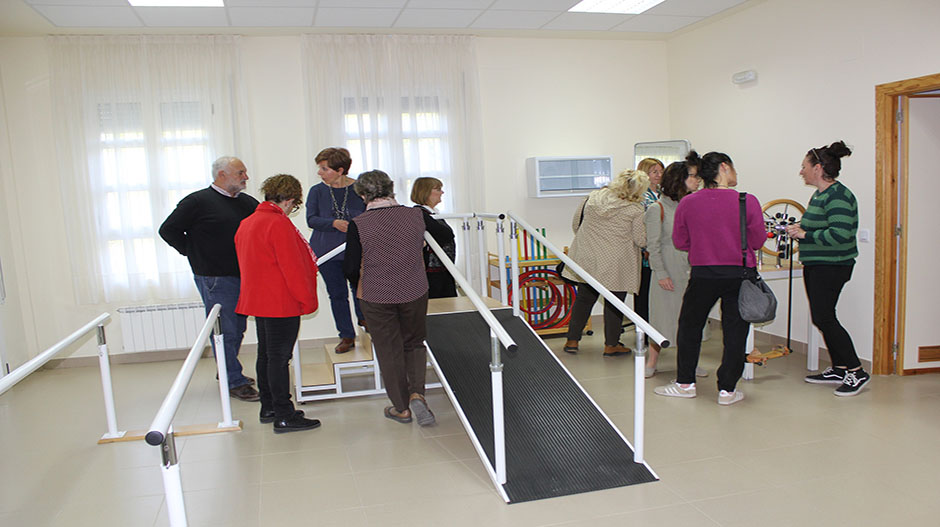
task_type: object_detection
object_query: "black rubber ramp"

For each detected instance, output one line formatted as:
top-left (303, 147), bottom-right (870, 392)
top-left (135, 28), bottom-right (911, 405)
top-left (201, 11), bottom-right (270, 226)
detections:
top-left (425, 308), bottom-right (657, 503)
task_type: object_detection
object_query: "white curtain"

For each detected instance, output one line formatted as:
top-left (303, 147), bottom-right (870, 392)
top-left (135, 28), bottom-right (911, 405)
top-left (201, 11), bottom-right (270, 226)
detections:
top-left (302, 34), bottom-right (484, 214)
top-left (50, 35), bottom-right (250, 305)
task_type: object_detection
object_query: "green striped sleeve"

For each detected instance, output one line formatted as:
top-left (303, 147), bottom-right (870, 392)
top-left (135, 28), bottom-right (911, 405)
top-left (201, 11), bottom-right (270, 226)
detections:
top-left (798, 182), bottom-right (858, 264)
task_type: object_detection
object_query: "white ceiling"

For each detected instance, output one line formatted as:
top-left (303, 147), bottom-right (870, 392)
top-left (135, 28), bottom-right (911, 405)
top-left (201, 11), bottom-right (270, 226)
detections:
top-left (2, 0), bottom-right (753, 37)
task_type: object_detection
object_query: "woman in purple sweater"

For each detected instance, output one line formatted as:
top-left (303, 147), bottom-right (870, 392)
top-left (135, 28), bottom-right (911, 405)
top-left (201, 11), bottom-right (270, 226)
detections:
top-left (653, 151), bottom-right (765, 406)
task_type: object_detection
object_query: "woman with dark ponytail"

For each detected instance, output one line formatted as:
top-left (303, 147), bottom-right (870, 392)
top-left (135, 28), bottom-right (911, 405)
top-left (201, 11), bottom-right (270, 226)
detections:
top-left (786, 141), bottom-right (868, 396)
top-left (653, 151), bottom-right (765, 406)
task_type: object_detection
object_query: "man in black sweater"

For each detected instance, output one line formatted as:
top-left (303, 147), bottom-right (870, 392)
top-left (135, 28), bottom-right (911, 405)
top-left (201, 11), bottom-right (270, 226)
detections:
top-left (159, 156), bottom-right (261, 402)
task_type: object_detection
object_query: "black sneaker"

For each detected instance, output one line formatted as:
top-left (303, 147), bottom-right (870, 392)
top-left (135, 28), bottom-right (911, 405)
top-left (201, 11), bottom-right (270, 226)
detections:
top-left (835, 369), bottom-right (870, 397)
top-left (804, 367), bottom-right (845, 385)
top-left (260, 409), bottom-right (304, 424)
top-left (273, 414), bottom-right (321, 434)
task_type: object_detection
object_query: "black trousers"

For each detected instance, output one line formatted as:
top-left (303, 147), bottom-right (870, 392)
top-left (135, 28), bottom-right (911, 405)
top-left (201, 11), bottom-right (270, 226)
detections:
top-left (676, 277), bottom-right (749, 392)
top-left (360, 294), bottom-right (429, 412)
top-left (255, 316), bottom-right (300, 418)
top-left (427, 270), bottom-right (458, 299)
top-left (634, 266), bottom-right (652, 324)
top-left (803, 264), bottom-right (860, 369)
top-left (566, 283), bottom-right (628, 347)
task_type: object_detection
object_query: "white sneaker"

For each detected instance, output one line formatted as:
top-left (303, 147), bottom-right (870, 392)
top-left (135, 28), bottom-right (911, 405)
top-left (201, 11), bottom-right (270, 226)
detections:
top-left (695, 366), bottom-right (708, 377)
top-left (654, 381), bottom-right (696, 398)
top-left (718, 390), bottom-right (744, 405)
top-left (645, 366), bottom-right (656, 378)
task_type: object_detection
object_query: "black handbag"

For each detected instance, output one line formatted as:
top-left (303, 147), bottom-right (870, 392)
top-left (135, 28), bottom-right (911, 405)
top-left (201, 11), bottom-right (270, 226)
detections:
top-left (737, 193), bottom-right (777, 323)
top-left (555, 197), bottom-right (587, 285)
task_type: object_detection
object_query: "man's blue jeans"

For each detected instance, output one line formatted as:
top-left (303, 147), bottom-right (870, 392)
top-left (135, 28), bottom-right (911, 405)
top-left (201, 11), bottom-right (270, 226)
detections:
top-left (193, 275), bottom-right (251, 389)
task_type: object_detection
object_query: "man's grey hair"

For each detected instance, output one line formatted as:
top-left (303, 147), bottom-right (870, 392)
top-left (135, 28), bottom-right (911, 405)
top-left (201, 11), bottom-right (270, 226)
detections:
top-left (354, 170), bottom-right (395, 203)
top-left (211, 156), bottom-right (239, 182)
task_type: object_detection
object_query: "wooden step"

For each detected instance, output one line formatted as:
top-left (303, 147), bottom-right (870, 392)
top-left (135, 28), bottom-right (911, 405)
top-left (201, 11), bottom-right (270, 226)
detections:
top-left (298, 362), bottom-right (335, 387)
top-left (324, 333), bottom-right (373, 364)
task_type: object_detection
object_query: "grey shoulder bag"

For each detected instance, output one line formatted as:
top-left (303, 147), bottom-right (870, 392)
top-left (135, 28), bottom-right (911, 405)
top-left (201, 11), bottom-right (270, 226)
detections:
top-left (737, 193), bottom-right (777, 323)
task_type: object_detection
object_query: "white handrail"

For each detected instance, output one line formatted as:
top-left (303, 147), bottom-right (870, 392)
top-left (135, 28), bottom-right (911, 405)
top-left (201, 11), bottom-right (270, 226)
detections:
top-left (424, 233), bottom-right (517, 353)
top-left (424, 230), bottom-right (515, 486)
top-left (145, 303), bottom-right (221, 446)
top-left (507, 212), bottom-right (669, 347)
top-left (508, 211), bottom-right (667, 465)
top-left (0, 313), bottom-right (110, 396)
top-left (316, 243), bottom-right (345, 265)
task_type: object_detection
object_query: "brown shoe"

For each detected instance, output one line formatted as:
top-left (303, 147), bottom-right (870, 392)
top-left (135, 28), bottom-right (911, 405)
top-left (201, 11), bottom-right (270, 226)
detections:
top-left (357, 319), bottom-right (369, 333)
top-left (335, 338), bottom-right (355, 354)
top-left (603, 343), bottom-right (632, 357)
top-left (563, 340), bottom-right (579, 354)
top-left (229, 384), bottom-right (260, 402)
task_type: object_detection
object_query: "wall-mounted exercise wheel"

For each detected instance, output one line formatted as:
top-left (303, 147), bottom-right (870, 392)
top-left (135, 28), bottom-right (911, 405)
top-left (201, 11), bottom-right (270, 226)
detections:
top-left (761, 198), bottom-right (806, 257)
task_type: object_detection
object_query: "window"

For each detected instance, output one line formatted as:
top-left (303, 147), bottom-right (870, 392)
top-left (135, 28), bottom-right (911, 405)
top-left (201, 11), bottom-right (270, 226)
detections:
top-left (51, 35), bottom-right (246, 304)
top-left (634, 140), bottom-right (692, 168)
top-left (343, 95), bottom-right (452, 211)
top-left (96, 101), bottom-right (210, 291)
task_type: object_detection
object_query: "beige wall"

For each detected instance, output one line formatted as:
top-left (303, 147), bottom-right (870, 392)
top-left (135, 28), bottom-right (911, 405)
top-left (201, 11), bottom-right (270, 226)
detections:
top-left (476, 37), bottom-right (670, 250)
top-left (0, 59), bottom-right (29, 372)
top-left (0, 35), bottom-right (670, 361)
top-left (666, 0), bottom-right (940, 361)
top-left (4, 0), bottom-right (940, 363)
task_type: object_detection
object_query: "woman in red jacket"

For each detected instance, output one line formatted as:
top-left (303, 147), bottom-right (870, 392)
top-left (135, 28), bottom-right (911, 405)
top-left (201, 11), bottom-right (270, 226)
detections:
top-left (236, 174), bottom-right (320, 433)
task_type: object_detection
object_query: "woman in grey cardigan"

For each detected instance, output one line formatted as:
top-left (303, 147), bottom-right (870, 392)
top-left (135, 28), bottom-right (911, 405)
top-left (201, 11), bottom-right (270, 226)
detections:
top-left (643, 161), bottom-right (703, 377)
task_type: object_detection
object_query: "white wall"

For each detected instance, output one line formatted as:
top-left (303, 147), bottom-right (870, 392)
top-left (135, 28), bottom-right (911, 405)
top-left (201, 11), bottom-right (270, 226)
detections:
top-left (666, 0), bottom-right (940, 361)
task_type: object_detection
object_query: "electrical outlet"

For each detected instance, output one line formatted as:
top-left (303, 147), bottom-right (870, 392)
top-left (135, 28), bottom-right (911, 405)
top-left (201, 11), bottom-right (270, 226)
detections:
top-left (858, 228), bottom-right (871, 243)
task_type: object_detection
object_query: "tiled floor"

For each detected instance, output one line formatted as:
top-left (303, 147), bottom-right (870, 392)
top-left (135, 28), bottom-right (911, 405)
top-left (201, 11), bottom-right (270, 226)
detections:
top-left (2, 323), bottom-right (940, 526)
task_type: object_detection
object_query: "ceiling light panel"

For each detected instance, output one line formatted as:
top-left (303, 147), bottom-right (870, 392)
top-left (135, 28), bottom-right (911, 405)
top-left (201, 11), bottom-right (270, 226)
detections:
top-left (490, 0), bottom-right (582, 10)
top-left (134, 6), bottom-right (228, 26)
top-left (129, 0), bottom-right (223, 6)
top-left (569, 0), bottom-right (666, 15)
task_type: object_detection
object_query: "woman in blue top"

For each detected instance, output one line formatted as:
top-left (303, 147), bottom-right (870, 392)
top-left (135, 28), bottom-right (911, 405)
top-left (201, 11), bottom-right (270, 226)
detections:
top-left (306, 147), bottom-right (367, 353)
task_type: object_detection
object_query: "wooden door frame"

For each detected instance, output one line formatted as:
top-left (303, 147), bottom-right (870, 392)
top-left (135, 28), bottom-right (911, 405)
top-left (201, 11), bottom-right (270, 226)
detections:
top-left (873, 72), bottom-right (940, 375)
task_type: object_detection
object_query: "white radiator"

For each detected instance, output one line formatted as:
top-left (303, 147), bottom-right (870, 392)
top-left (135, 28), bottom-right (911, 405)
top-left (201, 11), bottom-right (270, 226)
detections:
top-left (118, 302), bottom-right (207, 353)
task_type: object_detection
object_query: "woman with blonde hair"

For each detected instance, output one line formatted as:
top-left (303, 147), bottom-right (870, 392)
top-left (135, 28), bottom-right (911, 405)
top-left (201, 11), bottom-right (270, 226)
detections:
top-left (562, 169), bottom-right (649, 357)
top-left (635, 157), bottom-right (665, 342)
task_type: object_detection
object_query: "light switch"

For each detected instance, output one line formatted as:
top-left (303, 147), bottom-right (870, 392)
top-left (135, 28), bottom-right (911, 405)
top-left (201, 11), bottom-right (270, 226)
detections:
top-left (858, 228), bottom-right (871, 243)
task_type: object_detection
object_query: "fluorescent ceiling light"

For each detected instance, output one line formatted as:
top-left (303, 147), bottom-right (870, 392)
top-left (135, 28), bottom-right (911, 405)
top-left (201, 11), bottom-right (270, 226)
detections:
top-left (568, 0), bottom-right (666, 15)
top-left (129, 0), bottom-right (224, 6)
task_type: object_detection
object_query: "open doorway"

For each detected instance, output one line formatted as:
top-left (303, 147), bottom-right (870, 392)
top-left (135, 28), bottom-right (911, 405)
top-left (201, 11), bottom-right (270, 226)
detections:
top-left (873, 73), bottom-right (940, 375)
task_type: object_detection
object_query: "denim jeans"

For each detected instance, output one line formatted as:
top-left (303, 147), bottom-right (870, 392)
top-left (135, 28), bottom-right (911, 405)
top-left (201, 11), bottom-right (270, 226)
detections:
top-left (318, 259), bottom-right (364, 339)
top-left (193, 275), bottom-right (251, 389)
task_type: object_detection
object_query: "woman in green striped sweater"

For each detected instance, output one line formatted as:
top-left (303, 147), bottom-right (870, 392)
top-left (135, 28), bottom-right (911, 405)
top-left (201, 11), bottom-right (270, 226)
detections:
top-left (786, 141), bottom-right (869, 396)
